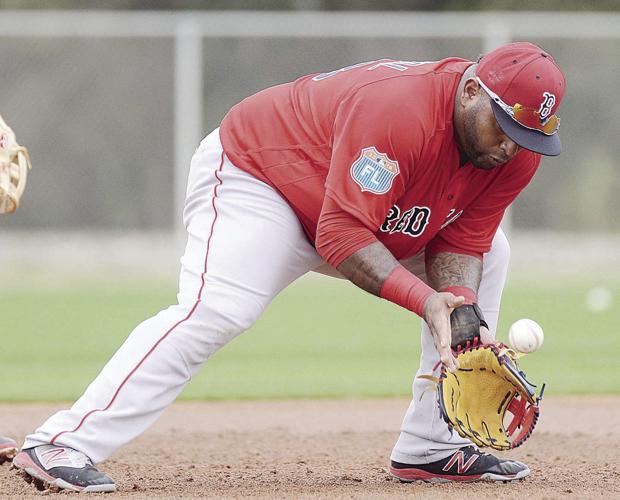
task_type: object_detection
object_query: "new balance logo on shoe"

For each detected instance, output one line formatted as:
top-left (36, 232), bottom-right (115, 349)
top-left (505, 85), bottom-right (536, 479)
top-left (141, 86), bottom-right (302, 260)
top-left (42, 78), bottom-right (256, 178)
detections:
top-left (38, 447), bottom-right (71, 468)
top-left (442, 449), bottom-right (480, 473)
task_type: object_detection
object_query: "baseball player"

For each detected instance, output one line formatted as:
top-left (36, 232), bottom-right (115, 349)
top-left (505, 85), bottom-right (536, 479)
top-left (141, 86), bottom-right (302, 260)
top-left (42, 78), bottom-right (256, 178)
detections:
top-left (0, 114), bottom-right (32, 465)
top-left (13, 42), bottom-right (565, 492)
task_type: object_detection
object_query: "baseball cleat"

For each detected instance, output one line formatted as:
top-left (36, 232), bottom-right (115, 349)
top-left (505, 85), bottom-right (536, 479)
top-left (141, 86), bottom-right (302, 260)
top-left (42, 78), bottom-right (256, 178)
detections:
top-left (388, 445), bottom-right (530, 483)
top-left (0, 436), bottom-right (18, 464)
top-left (12, 445), bottom-right (116, 493)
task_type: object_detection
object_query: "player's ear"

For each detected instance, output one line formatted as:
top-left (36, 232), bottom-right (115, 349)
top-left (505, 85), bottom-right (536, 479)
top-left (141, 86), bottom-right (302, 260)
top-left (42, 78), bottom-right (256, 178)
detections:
top-left (462, 77), bottom-right (482, 103)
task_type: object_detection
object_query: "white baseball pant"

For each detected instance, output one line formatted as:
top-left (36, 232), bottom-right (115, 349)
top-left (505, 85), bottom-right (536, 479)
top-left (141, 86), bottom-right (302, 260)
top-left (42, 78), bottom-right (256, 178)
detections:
top-left (23, 128), bottom-right (509, 466)
top-left (390, 229), bottom-right (509, 464)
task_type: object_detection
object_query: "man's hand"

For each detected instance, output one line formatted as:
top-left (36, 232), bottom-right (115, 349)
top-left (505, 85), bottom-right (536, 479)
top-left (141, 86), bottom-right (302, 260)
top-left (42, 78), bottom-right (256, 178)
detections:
top-left (423, 292), bottom-right (465, 372)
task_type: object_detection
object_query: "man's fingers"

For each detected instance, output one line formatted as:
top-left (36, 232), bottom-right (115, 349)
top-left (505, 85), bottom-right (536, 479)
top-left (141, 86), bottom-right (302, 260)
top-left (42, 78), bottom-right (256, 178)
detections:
top-left (439, 347), bottom-right (458, 372)
top-left (448, 295), bottom-right (466, 309)
top-left (436, 322), bottom-right (458, 372)
top-left (480, 326), bottom-right (494, 345)
top-left (424, 292), bottom-right (465, 372)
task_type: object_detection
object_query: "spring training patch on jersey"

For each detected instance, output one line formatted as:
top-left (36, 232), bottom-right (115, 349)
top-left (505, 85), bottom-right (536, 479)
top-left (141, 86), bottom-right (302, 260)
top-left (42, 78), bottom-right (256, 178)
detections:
top-left (350, 147), bottom-right (400, 195)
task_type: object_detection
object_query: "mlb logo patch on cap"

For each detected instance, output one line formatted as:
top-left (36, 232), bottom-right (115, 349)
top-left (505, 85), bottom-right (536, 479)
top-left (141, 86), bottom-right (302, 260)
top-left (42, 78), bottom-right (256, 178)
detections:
top-left (350, 146), bottom-right (400, 195)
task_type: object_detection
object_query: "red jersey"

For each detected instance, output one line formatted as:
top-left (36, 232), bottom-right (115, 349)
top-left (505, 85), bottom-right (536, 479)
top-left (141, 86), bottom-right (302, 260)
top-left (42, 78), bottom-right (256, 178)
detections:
top-left (220, 58), bottom-right (540, 267)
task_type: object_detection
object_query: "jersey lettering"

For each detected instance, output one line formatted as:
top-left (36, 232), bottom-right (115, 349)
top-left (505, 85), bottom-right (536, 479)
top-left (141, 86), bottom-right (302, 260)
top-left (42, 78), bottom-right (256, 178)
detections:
top-left (312, 59), bottom-right (434, 81)
top-left (380, 204), bottom-right (431, 238)
top-left (312, 60), bottom-right (379, 81)
top-left (367, 60), bottom-right (435, 72)
top-left (381, 204), bottom-right (463, 237)
top-left (380, 205), bottom-right (401, 232)
top-left (440, 208), bottom-right (463, 229)
top-left (402, 207), bottom-right (431, 237)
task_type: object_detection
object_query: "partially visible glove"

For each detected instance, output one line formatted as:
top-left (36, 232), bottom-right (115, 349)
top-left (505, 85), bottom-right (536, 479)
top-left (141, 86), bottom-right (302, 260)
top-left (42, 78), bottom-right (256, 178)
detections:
top-left (437, 341), bottom-right (544, 450)
top-left (0, 114), bottom-right (31, 214)
top-left (449, 303), bottom-right (488, 348)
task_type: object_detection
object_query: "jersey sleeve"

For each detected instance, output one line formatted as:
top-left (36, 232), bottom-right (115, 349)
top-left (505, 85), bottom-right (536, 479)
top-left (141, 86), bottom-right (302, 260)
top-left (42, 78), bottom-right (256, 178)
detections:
top-left (315, 195), bottom-right (379, 267)
top-left (324, 83), bottom-right (427, 230)
top-left (316, 83), bottom-right (428, 266)
top-left (428, 152), bottom-right (541, 256)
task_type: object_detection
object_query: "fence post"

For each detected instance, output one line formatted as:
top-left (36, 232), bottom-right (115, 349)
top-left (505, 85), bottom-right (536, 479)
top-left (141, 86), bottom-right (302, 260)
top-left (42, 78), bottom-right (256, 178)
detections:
top-left (482, 18), bottom-right (513, 238)
top-left (174, 16), bottom-right (204, 241)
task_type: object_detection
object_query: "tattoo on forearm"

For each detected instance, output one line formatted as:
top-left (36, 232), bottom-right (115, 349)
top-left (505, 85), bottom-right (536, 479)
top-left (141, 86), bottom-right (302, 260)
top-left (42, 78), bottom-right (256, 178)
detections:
top-left (336, 242), bottom-right (399, 296)
top-left (426, 252), bottom-right (482, 292)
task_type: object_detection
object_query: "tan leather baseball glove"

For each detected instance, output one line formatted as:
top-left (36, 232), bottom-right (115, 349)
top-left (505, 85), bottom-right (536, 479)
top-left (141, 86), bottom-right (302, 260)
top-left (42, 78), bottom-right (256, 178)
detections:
top-left (438, 340), bottom-right (544, 450)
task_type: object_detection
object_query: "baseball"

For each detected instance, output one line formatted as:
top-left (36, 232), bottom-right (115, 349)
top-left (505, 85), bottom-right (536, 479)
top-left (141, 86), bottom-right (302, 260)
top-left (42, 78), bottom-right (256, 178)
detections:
top-left (508, 318), bottom-right (544, 353)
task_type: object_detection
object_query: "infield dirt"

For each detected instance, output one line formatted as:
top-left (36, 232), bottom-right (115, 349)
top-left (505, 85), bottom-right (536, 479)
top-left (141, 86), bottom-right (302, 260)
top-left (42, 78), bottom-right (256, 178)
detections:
top-left (1, 397), bottom-right (618, 498)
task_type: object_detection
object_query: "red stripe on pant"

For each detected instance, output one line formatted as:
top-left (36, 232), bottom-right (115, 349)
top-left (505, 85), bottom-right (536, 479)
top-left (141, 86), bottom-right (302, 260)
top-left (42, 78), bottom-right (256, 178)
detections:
top-left (51, 152), bottom-right (226, 446)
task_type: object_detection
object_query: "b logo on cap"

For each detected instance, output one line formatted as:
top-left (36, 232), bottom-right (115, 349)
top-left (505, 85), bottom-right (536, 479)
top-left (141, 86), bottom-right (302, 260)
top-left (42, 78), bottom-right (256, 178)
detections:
top-left (539, 92), bottom-right (556, 123)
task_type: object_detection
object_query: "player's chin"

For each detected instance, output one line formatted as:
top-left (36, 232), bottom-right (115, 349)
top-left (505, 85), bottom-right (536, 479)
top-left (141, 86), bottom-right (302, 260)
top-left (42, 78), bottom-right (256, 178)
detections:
top-left (471, 154), bottom-right (502, 170)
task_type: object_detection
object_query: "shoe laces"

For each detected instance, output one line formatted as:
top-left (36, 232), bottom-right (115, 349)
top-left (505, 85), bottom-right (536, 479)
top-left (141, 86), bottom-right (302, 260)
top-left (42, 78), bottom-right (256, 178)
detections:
top-left (469, 446), bottom-right (491, 459)
top-left (65, 447), bottom-right (92, 468)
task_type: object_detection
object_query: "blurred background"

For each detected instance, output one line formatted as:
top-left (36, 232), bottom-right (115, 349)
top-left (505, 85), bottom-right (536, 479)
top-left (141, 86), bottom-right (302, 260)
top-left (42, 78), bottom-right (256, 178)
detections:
top-left (0, 2), bottom-right (618, 403)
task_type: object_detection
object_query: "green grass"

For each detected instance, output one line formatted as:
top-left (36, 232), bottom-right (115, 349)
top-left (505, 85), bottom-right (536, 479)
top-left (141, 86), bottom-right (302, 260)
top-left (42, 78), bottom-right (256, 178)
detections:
top-left (0, 274), bottom-right (618, 402)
